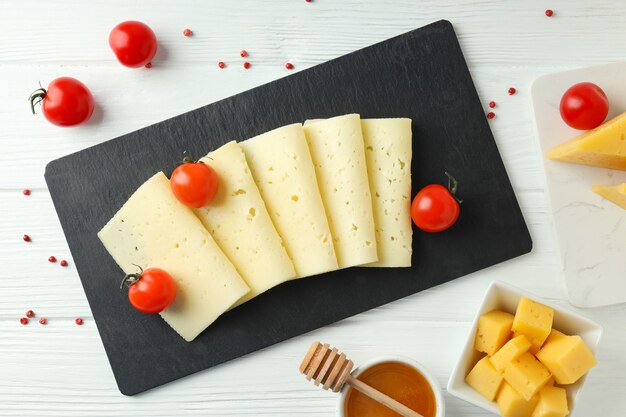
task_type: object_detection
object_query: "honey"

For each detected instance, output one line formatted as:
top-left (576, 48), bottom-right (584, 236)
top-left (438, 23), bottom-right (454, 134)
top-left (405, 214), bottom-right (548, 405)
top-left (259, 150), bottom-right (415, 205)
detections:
top-left (344, 361), bottom-right (437, 417)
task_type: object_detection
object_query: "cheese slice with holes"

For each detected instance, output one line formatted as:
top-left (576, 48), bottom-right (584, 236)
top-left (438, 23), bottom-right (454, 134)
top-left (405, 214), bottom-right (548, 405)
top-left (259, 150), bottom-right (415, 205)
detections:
top-left (193, 141), bottom-right (296, 306)
top-left (97, 172), bottom-right (249, 342)
top-left (303, 114), bottom-right (378, 268)
top-left (240, 123), bottom-right (338, 278)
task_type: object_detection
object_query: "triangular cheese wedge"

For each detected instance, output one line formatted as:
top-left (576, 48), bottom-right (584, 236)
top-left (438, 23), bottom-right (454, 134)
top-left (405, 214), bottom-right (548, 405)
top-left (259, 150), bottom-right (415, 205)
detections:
top-left (546, 111), bottom-right (626, 170)
top-left (592, 183), bottom-right (626, 209)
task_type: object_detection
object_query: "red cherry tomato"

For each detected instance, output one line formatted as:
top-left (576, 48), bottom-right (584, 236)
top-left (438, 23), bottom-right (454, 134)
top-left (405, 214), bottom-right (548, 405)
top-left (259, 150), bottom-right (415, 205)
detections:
top-left (560, 82), bottom-right (609, 130)
top-left (122, 267), bottom-right (177, 314)
top-left (411, 174), bottom-right (461, 233)
top-left (170, 155), bottom-right (219, 208)
top-left (109, 21), bottom-right (158, 68)
top-left (28, 77), bottom-right (94, 127)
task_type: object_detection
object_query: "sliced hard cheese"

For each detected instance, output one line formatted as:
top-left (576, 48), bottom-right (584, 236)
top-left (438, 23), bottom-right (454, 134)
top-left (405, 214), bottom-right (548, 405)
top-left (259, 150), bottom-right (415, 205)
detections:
top-left (97, 172), bottom-right (249, 342)
top-left (240, 123), bottom-right (338, 277)
top-left (303, 114), bottom-right (378, 268)
top-left (194, 141), bottom-right (296, 306)
top-left (360, 118), bottom-right (412, 267)
top-left (592, 183), bottom-right (626, 209)
top-left (546, 111), bottom-right (626, 170)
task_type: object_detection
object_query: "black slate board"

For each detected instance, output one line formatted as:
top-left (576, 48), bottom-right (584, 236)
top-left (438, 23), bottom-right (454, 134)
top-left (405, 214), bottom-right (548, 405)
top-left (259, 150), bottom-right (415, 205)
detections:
top-left (45, 20), bottom-right (531, 396)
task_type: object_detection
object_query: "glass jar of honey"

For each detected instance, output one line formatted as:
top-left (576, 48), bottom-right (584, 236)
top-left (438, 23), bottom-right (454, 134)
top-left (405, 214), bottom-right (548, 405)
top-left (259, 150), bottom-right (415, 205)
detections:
top-left (338, 356), bottom-right (444, 417)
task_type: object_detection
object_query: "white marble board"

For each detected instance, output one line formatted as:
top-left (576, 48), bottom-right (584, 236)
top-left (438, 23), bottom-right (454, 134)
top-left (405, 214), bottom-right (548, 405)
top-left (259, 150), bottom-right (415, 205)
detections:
top-left (531, 61), bottom-right (626, 308)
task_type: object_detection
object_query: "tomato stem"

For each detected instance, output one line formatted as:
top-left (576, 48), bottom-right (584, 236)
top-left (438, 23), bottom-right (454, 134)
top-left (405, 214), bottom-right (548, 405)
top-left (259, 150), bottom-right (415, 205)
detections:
top-left (28, 87), bottom-right (47, 115)
top-left (445, 171), bottom-right (463, 204)
top-left (120, 264), bottom-right (144, 289)
top-left (181, 150), bottom-right (195, 164)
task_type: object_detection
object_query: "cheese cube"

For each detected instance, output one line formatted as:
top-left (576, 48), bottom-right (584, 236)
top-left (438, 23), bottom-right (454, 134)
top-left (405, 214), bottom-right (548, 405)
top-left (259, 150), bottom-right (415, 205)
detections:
top-left (531, 386), bottom-right (569, 417)
top-left (97, 172), bottom-right (250, 341)
top-left (360, 118), bottom-right (413, 267)
top-left (303, 114), bottom-right (378, 268)
top-left (465, 356), bottom-right (503, 401)
top-left (504, 352), bottom-right (552, 401)
top-left (497, 382), bottom-right (540, 417)
top-left (474, 310), bottom-right (514, 356)
top-left (240, 124), bottom-right (338, 277)
top-left (592, 183), bottom-right (626, 209)
top-left (194, 141), bottom-right (296, 306)
top-left (512, 297), bottom-right (554, 354)
top-left (490, 334), bottom-right (532, 372)
top-left (536, 334), bottom-right (597, 385)
top-left (546, 111), bottom-right (626, 170)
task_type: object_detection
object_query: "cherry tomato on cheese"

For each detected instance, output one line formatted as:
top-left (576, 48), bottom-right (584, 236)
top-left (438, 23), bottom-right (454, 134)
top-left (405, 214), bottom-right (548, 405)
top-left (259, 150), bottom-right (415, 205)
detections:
top-left (109, 21), bottom-right (158, 68)
top-left (170, 152), bottom-right (219, 208)
top-left (121, 267), bottom-right (176, 314)
top-left (560, 82), bottom-right (609, 130)
top-left (411, 172), bottom-right (461, 233)
top-left (28, 77), bottom-right (94, 127)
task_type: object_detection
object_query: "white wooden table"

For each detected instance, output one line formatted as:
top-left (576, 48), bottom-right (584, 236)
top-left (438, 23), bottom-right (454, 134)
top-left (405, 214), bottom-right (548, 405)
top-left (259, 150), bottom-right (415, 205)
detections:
top-left (2, 1), bottom-right (625, 415)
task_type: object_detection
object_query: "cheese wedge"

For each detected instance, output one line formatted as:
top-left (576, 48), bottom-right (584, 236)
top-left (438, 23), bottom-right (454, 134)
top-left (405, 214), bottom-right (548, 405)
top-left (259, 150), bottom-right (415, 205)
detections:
top-left (194, 141), bottom-right (296, 306)
top-left (592, 183), bottom-right (626, 209)
top-left (360, 118), bottom-right (412, 267)
top-left (98, 172), bottom-right (249, 342)
top-left (303, 114), bottom-right (378, 268)
top-left (240, 123), bottom-right (338, 277)
top-left (546, 111), bottom-right (626, 170)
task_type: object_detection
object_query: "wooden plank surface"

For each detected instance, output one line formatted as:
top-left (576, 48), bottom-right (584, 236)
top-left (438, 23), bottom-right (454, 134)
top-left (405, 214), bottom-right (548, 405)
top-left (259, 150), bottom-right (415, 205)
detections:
top-left (1, 0), bottom-right (626, 415)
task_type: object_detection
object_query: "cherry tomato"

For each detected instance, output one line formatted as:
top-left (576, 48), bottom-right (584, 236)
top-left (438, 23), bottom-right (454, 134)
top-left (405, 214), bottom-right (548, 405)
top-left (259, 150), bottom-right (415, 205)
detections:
top-left (411, 173), bottom-right (461, 233)
top-left (121, 267), bottom-right (177, 314)
top-left (170, 154), bottom-right (219, 208)
top-left (109, 21), bottom-right (158, 68)
top-left (28, 77), bottom-right (94, 127)
top-left (560, 82), bottom-right (609, 130)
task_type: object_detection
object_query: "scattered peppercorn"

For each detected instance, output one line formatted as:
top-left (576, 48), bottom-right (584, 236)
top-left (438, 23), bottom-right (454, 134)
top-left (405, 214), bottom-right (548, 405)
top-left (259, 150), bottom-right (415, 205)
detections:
top-left (39, 318), bottom-right (47, 325)
top-left (183, 28), bottom-right (192, 37)
top-left (48, 256), bottom-right (57, 263)
top-left (22, 189), bottom-right (31, 196)
top-left (489, 101), bottom-right (496, 108)
top-left (145, 62), bottom-right (153, 69)
top-left (60, 260), bottom-right (68, 267)
top-left (243, 62), bottom-right (251, 69)
top-left (508, 87), bottom-right (516, 95)
top-left (75, 318), bottom-right (83, 325)
top-left (23, 234), bottom-right (31, 242)
top-left (20, 317), bottom-right (28, 325)
top-left (240, 50), bottom-right (248, 58)
top-left (26, 310), bottom-right (34, 318)
top-left (487, 112), bottom-right (496, 120)
top-left (545, 9), bottom-right (554, 17)
top-left (285, 62), bottom-right (294, 70)
top-left (218, 61), bottom-right (226, 69)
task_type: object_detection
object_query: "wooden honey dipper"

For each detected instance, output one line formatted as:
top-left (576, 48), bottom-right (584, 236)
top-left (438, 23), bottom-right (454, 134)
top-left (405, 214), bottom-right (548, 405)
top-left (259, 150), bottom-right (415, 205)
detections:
top-left (299, 342), bottom-right (424, 417)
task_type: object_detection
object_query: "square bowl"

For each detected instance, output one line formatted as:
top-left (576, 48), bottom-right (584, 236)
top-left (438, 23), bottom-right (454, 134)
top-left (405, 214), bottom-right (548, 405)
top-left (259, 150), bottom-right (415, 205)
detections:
top-left (447, 281), bottom-right (603, 416)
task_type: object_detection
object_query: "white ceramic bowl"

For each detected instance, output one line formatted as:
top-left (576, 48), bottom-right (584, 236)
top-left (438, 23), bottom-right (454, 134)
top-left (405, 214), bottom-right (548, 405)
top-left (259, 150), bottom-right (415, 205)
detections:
top-left (447, 281), bottom-right (603, 416)
top-left (337, 355), bottom-right (445, 417)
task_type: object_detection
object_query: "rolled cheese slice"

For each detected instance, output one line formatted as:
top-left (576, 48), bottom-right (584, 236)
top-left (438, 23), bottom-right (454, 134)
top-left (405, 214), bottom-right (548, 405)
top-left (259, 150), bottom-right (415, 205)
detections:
top-left (98, 172), bottom-right (249, 342)
top-left (194, 141), bottom-right (296, 306)
top-left (360, 118), bottom-right (413, 267)
top-left (240, 123), bottom-right (338, 278)
top-left (303, 114), bottom-right (378, 268)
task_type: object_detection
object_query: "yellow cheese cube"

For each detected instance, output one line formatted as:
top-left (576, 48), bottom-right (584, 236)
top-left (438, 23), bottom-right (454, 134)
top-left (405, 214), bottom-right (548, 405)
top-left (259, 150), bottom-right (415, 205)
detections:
top-left (592, 183), bottom-right (626, 210)
top-left (497, 382), bottom-right (540, 417)
top-left (531, 386), bottom-right (569, 417)
top-left (490, 335), bottom-right (532, 372)
top-left (475, 310), bottom-right (514, 356)
top-left (546, 111), bottom-right (626, 170)
top-left (503, 352), bottom-right (552, 400)
top-left (512, 297), bottom-right (554, 354)
top-left (536, 334), bottom-right (597, 385)
top-left (465, 356), bottom-right (504, 401)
